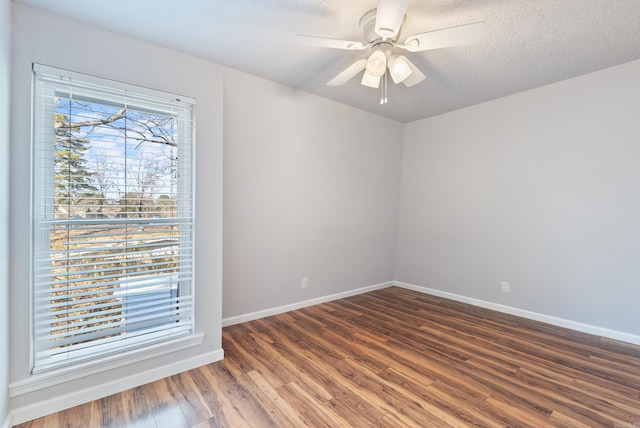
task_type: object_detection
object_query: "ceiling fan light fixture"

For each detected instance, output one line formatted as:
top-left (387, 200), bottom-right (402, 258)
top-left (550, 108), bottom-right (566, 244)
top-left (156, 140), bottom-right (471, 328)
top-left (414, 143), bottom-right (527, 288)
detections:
top-left (388, 55), bottom-right (412, 84)
top-left (361, 71), bottom-right (381, 88)
top-left (366, 50), bottom-right (387, 77)
top-left (307, 1), bottom-right (483, 98)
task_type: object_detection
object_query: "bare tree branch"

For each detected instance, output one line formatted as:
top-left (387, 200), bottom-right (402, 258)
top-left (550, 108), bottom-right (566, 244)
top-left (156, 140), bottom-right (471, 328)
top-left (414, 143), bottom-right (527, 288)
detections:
top-left (128, 134), bottom-right (177, 148)
top-left (55, 108), bottom-right (127, 130)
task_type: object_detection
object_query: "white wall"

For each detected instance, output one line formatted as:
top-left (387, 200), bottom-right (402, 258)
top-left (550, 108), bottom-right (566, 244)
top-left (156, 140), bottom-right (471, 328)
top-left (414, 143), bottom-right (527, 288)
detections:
top-left (10, 4), bottom-right (223, 422)
top-left (223, 71), bottom-right (403, 319)
top-left (0, 0), bottom-right (11, 426)
top-left (396, 59), bottom-right (640, 339)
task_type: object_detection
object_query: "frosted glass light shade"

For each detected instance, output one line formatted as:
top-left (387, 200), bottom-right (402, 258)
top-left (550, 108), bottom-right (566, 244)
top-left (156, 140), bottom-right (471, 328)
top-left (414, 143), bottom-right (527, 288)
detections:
top-left (366, 50), bottom-right (387, 77)
top-left (388, 55), bottom-right (412, 84)
top-left (361, 71), bottom-right (381, 88)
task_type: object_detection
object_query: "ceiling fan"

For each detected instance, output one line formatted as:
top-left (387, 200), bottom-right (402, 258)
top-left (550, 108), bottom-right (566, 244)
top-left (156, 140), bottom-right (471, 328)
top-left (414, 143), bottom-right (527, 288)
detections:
top-left (300, 0), bottom-right (484, 104)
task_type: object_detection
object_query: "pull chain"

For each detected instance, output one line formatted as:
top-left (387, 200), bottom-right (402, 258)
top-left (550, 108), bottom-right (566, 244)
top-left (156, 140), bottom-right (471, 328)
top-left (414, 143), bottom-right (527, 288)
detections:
top-left (380, 72), bottom-right (388, 105)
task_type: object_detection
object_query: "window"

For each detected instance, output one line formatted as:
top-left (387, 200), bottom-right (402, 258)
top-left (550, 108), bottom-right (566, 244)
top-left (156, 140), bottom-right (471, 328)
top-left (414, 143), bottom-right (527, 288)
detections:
top-left (32, 64), bottom-right (195, 372)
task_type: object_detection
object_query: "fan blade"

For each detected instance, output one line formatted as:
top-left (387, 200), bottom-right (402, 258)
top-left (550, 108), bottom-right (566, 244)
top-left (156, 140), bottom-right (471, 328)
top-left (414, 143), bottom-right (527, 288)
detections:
top-left (375, 0), bottom-right (408, 39)
top-left (399, 21), bottom-right (485, 52)
top-left (327, 59), bottom-right (367, 86)
top-left (298, 35), bottom-right (366, 50)
top-left (400, 57), bottom-right (426, 87)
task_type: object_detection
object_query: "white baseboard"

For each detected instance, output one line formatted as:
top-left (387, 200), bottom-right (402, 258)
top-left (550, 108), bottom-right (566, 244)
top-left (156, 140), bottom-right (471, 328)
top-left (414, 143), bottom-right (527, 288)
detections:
top-left (1, 414), bottom-right (10, 428)
top-left (10, 349), bottom-right (224, 425)
top-left (222, 281), bottom-right (393, 327)
top-left (394, 281), bottom-right (640, 346)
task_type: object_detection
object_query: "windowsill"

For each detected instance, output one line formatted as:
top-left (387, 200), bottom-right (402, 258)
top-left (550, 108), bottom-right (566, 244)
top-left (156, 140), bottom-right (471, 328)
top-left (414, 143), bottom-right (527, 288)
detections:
top-left (9, 332), bottom-right (204, 397)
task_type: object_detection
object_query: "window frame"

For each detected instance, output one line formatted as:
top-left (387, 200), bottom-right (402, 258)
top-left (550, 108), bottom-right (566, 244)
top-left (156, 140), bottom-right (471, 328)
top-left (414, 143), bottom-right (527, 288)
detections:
top-left (31, 64), bottom-right (197, 373)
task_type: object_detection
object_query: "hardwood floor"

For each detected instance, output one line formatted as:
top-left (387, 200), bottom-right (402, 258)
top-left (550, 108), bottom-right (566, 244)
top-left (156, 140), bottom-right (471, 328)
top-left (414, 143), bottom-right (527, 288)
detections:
top-left (17, 287), bottom-right (640, 427)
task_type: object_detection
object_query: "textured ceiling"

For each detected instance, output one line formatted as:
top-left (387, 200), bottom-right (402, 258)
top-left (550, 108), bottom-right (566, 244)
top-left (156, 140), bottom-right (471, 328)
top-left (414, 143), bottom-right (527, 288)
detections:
top-left (13, 0), bottom-right (640, 123)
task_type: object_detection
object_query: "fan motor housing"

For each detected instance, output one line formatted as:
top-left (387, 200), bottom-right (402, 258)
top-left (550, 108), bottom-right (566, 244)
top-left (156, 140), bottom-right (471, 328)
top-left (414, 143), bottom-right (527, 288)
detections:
top-left (371, 41), bottom-right (393, 58)
top-left (359, 9), bottom-right (402, 43)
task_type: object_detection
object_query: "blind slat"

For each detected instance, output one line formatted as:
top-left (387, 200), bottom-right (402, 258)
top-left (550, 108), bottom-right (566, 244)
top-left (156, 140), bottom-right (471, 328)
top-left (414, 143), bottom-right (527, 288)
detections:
top-left (34, 293), bottom-right (190, 323)
top-left (35, 296), bottom-right (193, 333)
top-left (33, 274), bottom-right (193, 301)
top-left (35, 324), bottom-right (192, 363)
top-left (36, 275), bottom-right (191, 302)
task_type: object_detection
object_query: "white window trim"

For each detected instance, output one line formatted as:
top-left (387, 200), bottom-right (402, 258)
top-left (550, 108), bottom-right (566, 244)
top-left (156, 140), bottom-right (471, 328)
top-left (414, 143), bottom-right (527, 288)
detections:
top-left (30, 63), bottom-right (197, 373)
top-left (9, 333), bottom-right (204, 397)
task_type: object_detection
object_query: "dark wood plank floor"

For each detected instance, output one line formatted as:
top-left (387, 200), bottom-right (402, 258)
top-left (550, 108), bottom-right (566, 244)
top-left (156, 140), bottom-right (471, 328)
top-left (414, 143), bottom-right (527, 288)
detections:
top-left (18, 287), bottom-right (640, 427)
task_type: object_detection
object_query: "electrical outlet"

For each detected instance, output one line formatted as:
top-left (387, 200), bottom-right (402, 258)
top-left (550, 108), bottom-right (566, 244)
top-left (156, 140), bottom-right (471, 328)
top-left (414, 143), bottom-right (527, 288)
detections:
top-left (501, 281), bottom-right (510, 293)
top-left (301, 277), bottom-right (309, 289)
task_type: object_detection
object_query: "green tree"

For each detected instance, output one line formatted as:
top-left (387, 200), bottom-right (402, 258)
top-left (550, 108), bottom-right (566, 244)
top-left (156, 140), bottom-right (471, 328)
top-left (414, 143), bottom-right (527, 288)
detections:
top-left (54, 112), bottom-right (97, 214)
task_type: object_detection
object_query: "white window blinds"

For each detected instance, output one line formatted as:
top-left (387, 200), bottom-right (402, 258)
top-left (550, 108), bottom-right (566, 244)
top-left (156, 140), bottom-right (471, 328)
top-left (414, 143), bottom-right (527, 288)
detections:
top-left (32, 64), bottom-right (195, 372)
